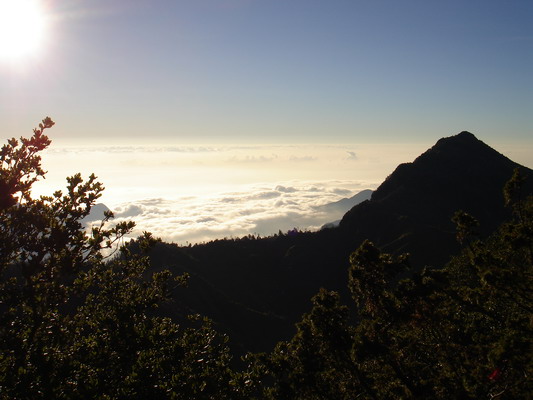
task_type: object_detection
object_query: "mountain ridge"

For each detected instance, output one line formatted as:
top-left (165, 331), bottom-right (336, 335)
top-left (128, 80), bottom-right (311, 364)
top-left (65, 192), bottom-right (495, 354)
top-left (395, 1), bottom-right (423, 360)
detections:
top-left (144, 131), bottom-right (533, 354)
top-left (319, 189), bottom-right (373, 229)
top-left (339, 131), bottom-right (532, 265)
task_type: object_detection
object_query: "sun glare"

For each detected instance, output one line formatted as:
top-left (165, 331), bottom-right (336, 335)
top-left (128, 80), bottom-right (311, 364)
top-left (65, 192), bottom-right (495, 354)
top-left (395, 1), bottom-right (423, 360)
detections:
top-left (0, 0), bottom-right (47, 61)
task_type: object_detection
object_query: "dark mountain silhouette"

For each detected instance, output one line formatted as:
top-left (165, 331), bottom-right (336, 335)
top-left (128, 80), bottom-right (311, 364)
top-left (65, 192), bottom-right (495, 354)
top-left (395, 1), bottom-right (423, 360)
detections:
top-left (143, 131), bottom-right (532, 354)
top-left (318, 189), bottom-right (373, 214)
top-left (319, 189), bottom-right (373, 229)
top-left (339, 131), bottom-right (532, 266)
top-left (81, 202), bottom-right (110, 223)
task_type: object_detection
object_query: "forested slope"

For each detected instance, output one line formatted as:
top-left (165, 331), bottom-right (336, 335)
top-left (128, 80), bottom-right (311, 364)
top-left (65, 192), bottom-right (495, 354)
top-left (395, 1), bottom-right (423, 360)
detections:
top-left (145, 132), bottom-right (533, 353)
top-left (2, 121), bottom-right (531, 398)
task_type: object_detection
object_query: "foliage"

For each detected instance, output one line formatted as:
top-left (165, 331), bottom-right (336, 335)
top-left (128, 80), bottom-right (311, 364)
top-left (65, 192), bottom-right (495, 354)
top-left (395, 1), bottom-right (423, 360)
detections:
top-left (257, 178), bottom-right (532, 398)
top-left (130, 132), bottom-right (530, 357)
top-left (2, 120), bottom-right (531, 398)
top-left (253, 289), bottom-right (359, 400)
top-left (0, 119), bottom-right (249, 399)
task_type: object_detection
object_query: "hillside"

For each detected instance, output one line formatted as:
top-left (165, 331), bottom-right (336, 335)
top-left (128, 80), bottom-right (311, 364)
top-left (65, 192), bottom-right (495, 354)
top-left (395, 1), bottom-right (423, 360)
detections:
top-left (319, 188), bottom-right (373, 228)
top-left (145, 132), bottom-right (533, 354)
top-left (340, 131), bottom-right (533, 266)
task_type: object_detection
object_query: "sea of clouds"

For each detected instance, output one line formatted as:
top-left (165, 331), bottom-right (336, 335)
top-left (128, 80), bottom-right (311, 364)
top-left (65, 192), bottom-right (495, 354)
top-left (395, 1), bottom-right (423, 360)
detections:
top-left (108, 180), bottom-right (370, 244)
top-left (34, 143), bottom-right (428, 244)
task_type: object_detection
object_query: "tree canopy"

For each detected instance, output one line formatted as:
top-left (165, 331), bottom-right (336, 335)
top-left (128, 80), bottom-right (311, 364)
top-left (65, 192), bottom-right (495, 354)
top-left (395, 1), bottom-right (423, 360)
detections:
top-left (0, 119), bottom-right (251, 399)
top-left (1, 120), bottom-right (531, 398)
top-left (256, 173), bottom-right (532, 399)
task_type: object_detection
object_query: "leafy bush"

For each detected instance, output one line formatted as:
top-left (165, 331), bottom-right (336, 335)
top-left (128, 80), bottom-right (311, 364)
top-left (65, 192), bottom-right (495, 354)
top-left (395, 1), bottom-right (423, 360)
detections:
top-left (0, 119), bottom-right (250, 399)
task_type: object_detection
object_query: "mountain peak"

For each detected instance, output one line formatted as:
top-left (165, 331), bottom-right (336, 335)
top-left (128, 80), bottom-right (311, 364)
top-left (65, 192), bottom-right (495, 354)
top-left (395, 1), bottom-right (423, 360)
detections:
top-left (398, 131), bottom-right (516, 177)
top-left (371, 131), bottom-right (530, 206)
top-left (457, 130), bottom-right (475, 138)
top-left (432, 130), bottom-right (483, 150)
top-left (340, 131), bottom-right (532, 266)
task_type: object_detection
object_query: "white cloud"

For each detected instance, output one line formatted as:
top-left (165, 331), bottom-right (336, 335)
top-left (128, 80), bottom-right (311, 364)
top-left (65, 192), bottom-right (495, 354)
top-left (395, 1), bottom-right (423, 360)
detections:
top-left (34, 142), bottom-right (430, 244)
top-left (115, 204), bottom-right (143, 218)
top-left (288, 155), bottom-right (318, 162)
top-left (275, 185), bottom-right (297, 193)
top-left (331, 188), bottom-right (352, 196)
top-left (102, 180), bottom-right (373, 244)
top-left (346, 151), bottom-right (357, 160)
top-left (227, 154), bottom-right (278, 163)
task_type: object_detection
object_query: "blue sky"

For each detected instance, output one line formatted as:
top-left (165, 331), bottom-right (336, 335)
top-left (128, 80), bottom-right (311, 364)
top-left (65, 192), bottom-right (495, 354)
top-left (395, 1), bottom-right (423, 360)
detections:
top-left (1, 0), bottom-right (532, 145)
top-left (1, 0), bottom-right (532, 243)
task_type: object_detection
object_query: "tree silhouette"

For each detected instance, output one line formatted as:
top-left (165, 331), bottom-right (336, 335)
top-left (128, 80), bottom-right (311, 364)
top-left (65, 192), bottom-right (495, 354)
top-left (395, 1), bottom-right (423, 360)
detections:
top-left (257, 179), bottom-right (532, 399)
top-left (3, 120), bottom-right (530, 398)
top-left (0, 119), bottom-right (250, 399)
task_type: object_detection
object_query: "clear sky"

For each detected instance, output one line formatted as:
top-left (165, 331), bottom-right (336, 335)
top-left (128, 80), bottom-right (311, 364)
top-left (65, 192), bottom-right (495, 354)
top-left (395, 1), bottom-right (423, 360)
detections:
top-left (1, 0), bottom-right (532, 243)
top-left (1, 0), bottom-right (532, 145)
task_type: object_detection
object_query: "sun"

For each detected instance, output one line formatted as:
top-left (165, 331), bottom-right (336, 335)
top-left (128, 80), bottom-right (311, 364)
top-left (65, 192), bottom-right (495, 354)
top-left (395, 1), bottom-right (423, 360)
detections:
top-left (0, 0), bottom-right (47, 61)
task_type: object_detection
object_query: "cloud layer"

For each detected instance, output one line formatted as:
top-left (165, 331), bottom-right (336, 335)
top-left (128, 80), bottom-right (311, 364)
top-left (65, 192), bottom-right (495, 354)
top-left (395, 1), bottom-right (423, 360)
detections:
top-left (106, 180), bottom-right (371, 244)
top-left (105, 182), bottom-right (365, 244)
top-left (34, 143), bottom-right (429, 244)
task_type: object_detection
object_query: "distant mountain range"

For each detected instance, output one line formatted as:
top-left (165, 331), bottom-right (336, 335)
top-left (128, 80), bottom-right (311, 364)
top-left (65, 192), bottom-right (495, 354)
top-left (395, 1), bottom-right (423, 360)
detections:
top-left (81, 203), bottom-right (111, 223)
top-left (319, 189), bottom-right (373, 229)
top-left (131, 131), bottom-right (532, 355)
top-left (85, 189), bottom-right (374, 236)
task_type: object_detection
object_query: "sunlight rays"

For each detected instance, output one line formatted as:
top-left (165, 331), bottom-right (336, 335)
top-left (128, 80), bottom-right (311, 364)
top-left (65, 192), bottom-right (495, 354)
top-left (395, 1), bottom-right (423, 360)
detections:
top-left (0, 0), bottom-right (48, 62)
